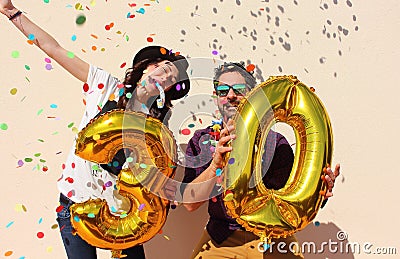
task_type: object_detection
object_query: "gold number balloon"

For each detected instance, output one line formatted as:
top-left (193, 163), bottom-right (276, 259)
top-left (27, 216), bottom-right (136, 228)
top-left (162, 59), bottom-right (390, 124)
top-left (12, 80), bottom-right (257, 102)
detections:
top-left (223, 75), bottom-right (333, 242)
top-left (71, 109), bottom-right (177, 258)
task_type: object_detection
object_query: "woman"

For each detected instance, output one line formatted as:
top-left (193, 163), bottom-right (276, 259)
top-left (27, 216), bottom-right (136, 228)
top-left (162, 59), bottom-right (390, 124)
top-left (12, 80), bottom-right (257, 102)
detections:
top-left (1, 1), bottom-right (190, 258)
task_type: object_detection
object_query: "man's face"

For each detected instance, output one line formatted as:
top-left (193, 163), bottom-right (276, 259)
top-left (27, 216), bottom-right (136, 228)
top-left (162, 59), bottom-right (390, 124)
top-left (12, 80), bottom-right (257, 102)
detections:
top-left (214, 71), bottom-right (250, 121)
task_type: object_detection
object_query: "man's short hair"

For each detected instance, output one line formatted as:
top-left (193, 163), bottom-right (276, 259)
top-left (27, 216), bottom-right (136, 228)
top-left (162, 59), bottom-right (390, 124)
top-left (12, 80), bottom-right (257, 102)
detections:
top-left (213, 62), bottom-right (257, 89)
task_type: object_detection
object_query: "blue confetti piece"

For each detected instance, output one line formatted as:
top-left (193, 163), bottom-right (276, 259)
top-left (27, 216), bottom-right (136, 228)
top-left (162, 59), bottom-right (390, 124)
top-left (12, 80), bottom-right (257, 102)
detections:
top-left (263, 243), bottom-right (270, 251)
top-left (120, 213), bottom-right (127, 218)
top-left (111, 206), bottom-right (117, 213)
top-left (38, 217), bottom-right (43, 224)
top-left (6, 221), bottom-right (14, 228)
top-left (314, 221), bottom-right (320, 226)
top-left (28, 34), bottom-right (35, 40)
top-left (50, 104), bottom-right (58, 108)
top-left (73, 215), bottom-right (80, 222)
top-left (136, 8), bottom-right (145, 14)
top-left (216, 168), bottom-right (222, 176)
top-left (19, 257), bottom-right (26, 259)
top-left (88, 213), bottom-right (95, 218)
top-left (71, 35), bottom-right (77, 41)
top-left (127, 12), bottom-right (132, 18)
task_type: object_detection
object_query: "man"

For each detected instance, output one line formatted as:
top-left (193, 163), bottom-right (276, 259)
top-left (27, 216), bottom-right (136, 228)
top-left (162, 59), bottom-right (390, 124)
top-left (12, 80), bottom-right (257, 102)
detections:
top-left (181, 62), bottom-right (340, 258)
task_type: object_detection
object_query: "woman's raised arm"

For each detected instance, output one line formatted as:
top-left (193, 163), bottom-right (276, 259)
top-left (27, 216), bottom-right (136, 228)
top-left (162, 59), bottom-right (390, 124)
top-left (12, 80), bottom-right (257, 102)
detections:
top-left (1, 1), bottom-right (89, 82)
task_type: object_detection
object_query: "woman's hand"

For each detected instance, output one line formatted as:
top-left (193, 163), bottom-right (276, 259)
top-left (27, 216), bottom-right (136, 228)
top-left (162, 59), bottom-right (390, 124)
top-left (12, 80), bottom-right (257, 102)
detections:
top-left (0, 0), bottom-right (16, 16)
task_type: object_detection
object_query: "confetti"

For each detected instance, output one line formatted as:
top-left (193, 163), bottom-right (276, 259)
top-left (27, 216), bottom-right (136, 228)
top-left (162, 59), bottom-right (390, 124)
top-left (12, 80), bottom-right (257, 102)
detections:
top-left (28, 34), bottom-right (35, 40)
top-left (71, 35), bottom-right (77, 41)
top-left (181, 128), bottom-right (191, 135)
top-left (314, 221), bottom-right (320, 226)
top-left (67, 51), bottom-right (75, 58)
top-left (4, 251), bottom-right (13, 256)
top-left (6, 221), bottom-right (14, 228)
top-left (165, 6), bottom-right (171, 12)
top-left (44, 0), bottom-right (50, 3)
top-left (37, 232), bottom-right (44, 238)
top-left (76, 14), bottom-right (86, 25)
top-left (50, 104), bottom-right (58, 108)
top-left (10, 88), bottom-right (17, 95)
top-left (136, 8), bottom-right (145, 14)
top-left (45, 64), bottom-right (53, 70)
top-left (211, 50), bottom-right (218, 55)
top-left (75, 3), bottom-right (83, 10)
top-left (139, 163), bottom-right (147, 169)
top-left (11, 50), bottom-right (20, 58)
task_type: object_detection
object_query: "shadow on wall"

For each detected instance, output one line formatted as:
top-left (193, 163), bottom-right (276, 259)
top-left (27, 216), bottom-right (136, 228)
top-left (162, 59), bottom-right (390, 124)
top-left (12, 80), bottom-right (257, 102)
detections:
top-left (146, 143), bottom-right (210, 259)
top-left (296, 222), bottom-right (355, 259)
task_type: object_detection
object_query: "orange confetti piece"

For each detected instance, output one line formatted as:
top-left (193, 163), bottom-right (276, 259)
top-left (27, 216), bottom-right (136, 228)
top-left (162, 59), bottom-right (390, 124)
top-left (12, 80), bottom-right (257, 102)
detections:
top-left (144, 4), bottom-right (151, 6)
top-left (82, 99), bottom-right (87, 106)
top-left (81, 49), bottom-right (87, 53)
top-left (27, 39), bottom-right (34, 45)
top-left (92, 46), bottom-right (97, 51)
top-left (160, 47), bottom-right (167, 55)
top-left (90, 34), bottom-right (98, 39)
top-left (246, 64), bottom-right (255, 72)
top-left (4, 251), bottom-right (13, 256)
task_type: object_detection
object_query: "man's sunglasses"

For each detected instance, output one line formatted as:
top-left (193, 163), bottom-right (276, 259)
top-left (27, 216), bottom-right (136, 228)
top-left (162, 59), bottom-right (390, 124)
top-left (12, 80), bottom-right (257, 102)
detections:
top-left (214, 83), bottom-right (248, 97)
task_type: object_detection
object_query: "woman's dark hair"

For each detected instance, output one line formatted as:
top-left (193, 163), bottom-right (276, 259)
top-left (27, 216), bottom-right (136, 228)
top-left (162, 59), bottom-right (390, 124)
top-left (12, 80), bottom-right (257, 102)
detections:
top-left (117, 58), bottom-right (173, 125)
top-left (213, 62), bottom-right (257, 89)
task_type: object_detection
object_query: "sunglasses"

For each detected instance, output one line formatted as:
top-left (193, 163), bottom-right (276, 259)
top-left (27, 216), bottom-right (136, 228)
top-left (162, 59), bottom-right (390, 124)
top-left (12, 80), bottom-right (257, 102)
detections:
top-left (214, 83), bottom-right (248, 97)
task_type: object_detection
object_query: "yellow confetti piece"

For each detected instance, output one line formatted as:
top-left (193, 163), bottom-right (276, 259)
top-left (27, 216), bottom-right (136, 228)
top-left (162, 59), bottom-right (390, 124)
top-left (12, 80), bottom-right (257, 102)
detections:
top-left (163, 235), bottom-right (170, 240)
top-left (165, 6), bottom-right (171, 12)
top-left (46, 246), bottom-right (53, 253)
top-left (75, 3), bottom-right (83, 10)
top-left (10, 88), bottom-right (17, 95)
top-left (14, 203), bottom-right (27, 212)
top-left (90, 0), bottom-right (96, 7)
top-left (109, 93), bottom-right (115, 101)
top-left (93, 134), bottom-right (100, 140)
top-left (51, 224), bottom-right (59, 229)
top-left (72, 127), bottom-right (79, 134)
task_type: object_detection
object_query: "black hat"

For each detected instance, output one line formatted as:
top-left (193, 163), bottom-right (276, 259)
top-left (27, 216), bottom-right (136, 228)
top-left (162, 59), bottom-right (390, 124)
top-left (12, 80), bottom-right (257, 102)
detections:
top-left (132, 45), bottom-right (190, 100)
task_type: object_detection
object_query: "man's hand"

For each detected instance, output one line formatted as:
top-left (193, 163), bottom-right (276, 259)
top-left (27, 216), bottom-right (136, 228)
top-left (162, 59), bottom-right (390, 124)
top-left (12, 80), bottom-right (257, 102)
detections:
top-left (322, 163), bottom-right (341, 199)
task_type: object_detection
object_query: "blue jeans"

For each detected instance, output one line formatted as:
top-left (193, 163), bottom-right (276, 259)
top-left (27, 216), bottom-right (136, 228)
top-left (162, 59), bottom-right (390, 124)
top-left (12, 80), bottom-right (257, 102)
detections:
top-left (56, 193), bottom-right (146, 259)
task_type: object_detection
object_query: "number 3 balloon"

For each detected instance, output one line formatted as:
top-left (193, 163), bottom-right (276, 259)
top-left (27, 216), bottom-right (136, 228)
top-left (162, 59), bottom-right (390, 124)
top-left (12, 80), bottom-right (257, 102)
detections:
top-left (224, 75), bottom-right (333, 242)
top-left (71, 109), bottom-right (177, 258)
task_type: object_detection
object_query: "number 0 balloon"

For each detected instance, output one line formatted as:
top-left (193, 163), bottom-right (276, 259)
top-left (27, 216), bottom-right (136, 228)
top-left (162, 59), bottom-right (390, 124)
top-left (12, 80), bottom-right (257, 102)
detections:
top-left (223, 75), bottom-right (333, 242)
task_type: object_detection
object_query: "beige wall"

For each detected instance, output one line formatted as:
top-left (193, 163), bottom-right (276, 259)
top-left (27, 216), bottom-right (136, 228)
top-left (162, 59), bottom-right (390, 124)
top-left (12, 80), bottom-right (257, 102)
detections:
top-left (1, 0), bottom-right (399, 258)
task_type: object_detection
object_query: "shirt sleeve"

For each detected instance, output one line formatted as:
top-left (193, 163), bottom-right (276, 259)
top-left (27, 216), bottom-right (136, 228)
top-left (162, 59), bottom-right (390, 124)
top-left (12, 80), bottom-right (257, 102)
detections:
top-left (180, 128), bottom-right (213, 194)
top-left (79, 65), bottom-right (121, 124)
